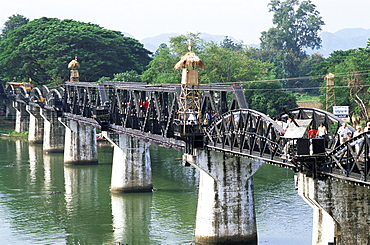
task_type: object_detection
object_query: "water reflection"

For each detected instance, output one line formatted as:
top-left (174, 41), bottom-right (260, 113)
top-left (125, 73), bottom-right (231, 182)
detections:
top-left (0, 140), bottom-right (315, 244)
top-left (111, 193), bottom-right (152, 244)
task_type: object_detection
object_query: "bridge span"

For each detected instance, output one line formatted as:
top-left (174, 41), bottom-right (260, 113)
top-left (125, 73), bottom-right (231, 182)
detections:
top-left (2, 50), bottom-right (370, 244)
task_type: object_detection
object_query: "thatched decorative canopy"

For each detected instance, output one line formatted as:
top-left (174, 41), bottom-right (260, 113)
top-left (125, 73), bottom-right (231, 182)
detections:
top-left (325, 73), bottom-right (335, 79)
top-left (174, 51), bottom-right (205, 70)
top-left (68, 59), bottom-right (80, 69)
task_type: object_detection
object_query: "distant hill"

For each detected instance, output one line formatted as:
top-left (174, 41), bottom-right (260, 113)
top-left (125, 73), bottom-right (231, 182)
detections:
top-left (140, 28), bottom-right (370, 57)
top-left (312, 28), bottom-right (370, 57)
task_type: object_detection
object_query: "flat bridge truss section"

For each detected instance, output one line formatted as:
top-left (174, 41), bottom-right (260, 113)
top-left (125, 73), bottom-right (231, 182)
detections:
top-left (280, 107), bottom-right (355, 150)
top-left (327, 131), bottom-right (370, 183)
top-left (61, 82), bottom-right (248, 148)
top-left (205, 109), bottom-right (295, 167)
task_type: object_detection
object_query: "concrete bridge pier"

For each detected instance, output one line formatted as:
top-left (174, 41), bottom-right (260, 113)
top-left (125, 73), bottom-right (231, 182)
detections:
top-left (297, 173), bottom-right (337, 245)
top-left (59, 118), bottom-right (98, 165)
top-left (26, 105), bottom-right (44, 144)
top-left (41, 109), bottom-right (65, 153)
top-left (4, 100), bottom-right (15, 119)
top-left (297, 172), bottom-right (370, 245)
top-left (14, 101), bottom-right (29, 132)
top-left (184, 150), bottom-right (264, 244)
top-left (102, 132), bottom-right (152, 193)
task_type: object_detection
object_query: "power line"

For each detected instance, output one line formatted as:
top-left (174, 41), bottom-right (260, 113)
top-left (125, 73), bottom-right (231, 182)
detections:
top-left (210, 70), bottom-right (370, 86)
top-left (243, 84), bottom-right (370, 91)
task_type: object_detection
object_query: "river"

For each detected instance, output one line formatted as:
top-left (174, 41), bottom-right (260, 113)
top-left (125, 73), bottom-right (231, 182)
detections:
top-left (0, 139), bottom-right (312, 244)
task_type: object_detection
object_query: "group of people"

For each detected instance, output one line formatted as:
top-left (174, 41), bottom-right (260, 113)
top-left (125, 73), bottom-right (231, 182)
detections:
top-left (338, 122), bottom-right (370, 144)
top-left (203, 110), bottom-right (218, 127)
top-left (307, 123), bottom-right (328, 139)
top-left (274, 117), bottom-right (294, 130)
top-left (307, 121), bottom-right (370, 154)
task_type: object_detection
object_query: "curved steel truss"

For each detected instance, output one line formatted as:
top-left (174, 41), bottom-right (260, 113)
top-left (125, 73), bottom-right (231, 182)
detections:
top-left (327, 131), bottom-right (370, 182)
top-left (205, 109), bottom-right (289, 165)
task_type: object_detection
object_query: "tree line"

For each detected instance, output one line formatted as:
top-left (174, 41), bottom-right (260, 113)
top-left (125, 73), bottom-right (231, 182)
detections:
top-left (1, 0), bottom-right (369, 121)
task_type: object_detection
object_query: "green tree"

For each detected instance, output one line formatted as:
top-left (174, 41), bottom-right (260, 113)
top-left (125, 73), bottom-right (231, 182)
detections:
top-left (1, 14), bottom-right (29, 38)
top-left (220, 36), bottom-right (243, 51)
top-left (261, 0), bottom-right (324, 56)
top-left (142, 34), bottom-right (274, 85)
top-left (310, 49), bottom-right (356, 110)
top-left (244, 81), bottom-right (298, 116)
top-left (0, 17), bottom-right (151, 85)
top-left (141, 33), bottom-right (205, 85)
top-left (311, 47), bottom-right (370, 121)
top-left (200, 42), bottom-right (273, 84)
top-left (260, 0), bottom-right (324, 78)
top-left (141, 44), bottom-right (180, 84)
top-left (112, 70), bottom-right (141, 82)
top-left (297, 53), bottom-right (325, 95)
top-left (169, 33), bottom-right (205, 56)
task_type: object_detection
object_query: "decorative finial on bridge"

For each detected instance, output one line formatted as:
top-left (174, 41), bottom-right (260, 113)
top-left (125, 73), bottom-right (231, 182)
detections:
top-left (68, 56), bottom-right (80, 82)
top-left (174, 42), bottom-right (205, 86)
top-left (174, 45), bottom-right (204, 136)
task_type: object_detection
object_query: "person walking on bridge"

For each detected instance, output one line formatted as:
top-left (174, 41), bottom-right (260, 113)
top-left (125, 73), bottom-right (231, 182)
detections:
top-left (308, 125), bottom-right (318, 139)
top-left (337, 123), bottom-right (351, 144)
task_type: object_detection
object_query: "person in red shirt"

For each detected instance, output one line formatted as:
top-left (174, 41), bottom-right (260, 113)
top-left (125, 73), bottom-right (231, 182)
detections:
top-left (308, 125), bottom-right (317, 138)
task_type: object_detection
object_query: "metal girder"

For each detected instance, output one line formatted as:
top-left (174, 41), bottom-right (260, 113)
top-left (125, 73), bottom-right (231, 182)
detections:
top-left (327, 131), bottom-right (370, 182)
top-left (205, 108), bottom-right (286, 164)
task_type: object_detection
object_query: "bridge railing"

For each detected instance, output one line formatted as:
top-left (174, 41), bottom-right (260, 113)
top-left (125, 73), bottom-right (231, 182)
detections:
top-left (205, 109), bottom-right (286, 162)
top-left (327, 131), bottom-right (370, 182)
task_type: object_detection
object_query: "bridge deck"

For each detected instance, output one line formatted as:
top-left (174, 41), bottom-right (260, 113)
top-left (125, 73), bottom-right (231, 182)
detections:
top-left (206, 144), bottom-right (296, 169)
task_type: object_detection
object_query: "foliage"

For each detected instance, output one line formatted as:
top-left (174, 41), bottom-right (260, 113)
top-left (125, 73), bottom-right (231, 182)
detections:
top-left (244, 81), bottom-right (298, 116)
top-left (141, 44), bottom-right (180, 84)
top-left (169, 32), bottom-right (205, 56)
top-left (259, 0), bottom-right (324, 79)
top-left (1, 14), bottom-right (29, 38)
top-left (200, 42), bottom-right (274, 84)
top-left (97, 70), bottom-right (141, 83)
top-left (297, 53), bottom-right (325, 95)
top-left (311, 47), bottom-right (370, 121)
top-left (142, 33), bottom-right (274, 84)
top-left (111, 71), bottom-right (141, 82)
top-left (294, 93), bottom-right (319, 103)
top-left (0, 17), bottom-right (151, 86)
top-left (249, 48), bottom-right (324, 92)
top-left (261, 0), bottom-right (324, 56)
top-left (220, 36), bottom-right (244, 51)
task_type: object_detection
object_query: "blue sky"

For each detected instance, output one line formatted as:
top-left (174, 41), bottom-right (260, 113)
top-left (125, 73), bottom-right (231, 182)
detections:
top-left (1, 0), bottom-right (370, 44)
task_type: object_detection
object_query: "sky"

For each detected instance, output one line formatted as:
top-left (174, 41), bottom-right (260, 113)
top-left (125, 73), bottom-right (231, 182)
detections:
top-left (1, 0), bottom-right (370, 44)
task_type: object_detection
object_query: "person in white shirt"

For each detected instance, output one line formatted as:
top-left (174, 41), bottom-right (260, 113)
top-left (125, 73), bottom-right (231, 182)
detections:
top-left (337, 123), bottom-right (351, 144)
top-left (317, 123), bottom-right (327, 137)
top-left (364, 122), bottom-right (370, 132)
top-left (353, 125), bottom-right (363, 153)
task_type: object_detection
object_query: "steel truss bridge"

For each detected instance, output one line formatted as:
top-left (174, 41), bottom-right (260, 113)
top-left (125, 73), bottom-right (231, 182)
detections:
top-left (2, 81), bottom-right (370, 185)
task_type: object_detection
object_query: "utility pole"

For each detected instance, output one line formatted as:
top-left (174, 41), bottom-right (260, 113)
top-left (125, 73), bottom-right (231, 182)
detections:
top-left (325, 73), bottom-right (335, 111)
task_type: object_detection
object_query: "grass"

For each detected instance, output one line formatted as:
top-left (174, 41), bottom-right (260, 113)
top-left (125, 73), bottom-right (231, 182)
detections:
top-left (0, 117), bottom-right (28, 137)
top-left (295, 93), bottom-right (320, 103)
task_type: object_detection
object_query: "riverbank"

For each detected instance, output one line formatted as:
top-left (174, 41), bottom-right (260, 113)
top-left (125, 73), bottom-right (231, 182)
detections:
top-left (0, 117), bottom-right (28, 138)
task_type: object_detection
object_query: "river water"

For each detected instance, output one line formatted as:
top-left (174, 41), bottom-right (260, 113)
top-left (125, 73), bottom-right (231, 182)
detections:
top-left (0, 139), bottom-right (312, 244)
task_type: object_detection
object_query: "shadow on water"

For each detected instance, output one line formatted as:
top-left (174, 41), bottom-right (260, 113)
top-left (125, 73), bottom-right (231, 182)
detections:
top-left (254, 164), bottom-right (312, 245)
